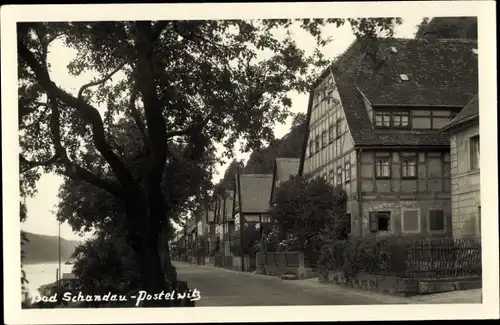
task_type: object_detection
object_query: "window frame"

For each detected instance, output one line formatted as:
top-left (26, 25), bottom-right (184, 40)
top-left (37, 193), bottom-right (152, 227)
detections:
top-left (469, 135), bottom-right (480, 170)
top-left (335, 119), bottom-right (342, 139)
top-left (329, 169), bottom-right (335, 184)
top-left (308, 139), bottom-right (314, 157)
top-left (428, 209), bottom-right (446, 233)
top-left (328, 124), bottom-right (335, 143)
top-left (374, 158), bottom-right (391, 179)
top-left (315, 135), bottom-right (320, 153)
top-left (369, 211), bottom-right (392, 233)
top-left (344, 161), bottom-right (351, 183)
top-left (336, 166), bottom-right (342, 185)
top-left (411, 110), bottom-right (452, 130)
top-left (321, 131), bottom-right (327, 148)
top-left (401, 157), bottom-right (418, 179)
top-left (374, 110), bottom-right (410, 129)
top-left (401, 208), bottom-right (421, 234)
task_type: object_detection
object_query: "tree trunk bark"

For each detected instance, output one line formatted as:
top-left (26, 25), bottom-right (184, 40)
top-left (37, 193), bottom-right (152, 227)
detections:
top-left (132, 237), bottom-right (169, 307)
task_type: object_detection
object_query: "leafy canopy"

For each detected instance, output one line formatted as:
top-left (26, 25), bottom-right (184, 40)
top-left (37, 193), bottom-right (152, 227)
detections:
top-left (18, 18), bottom-right (401, 239)
top-left (270, 175), bottom-right (348, 251)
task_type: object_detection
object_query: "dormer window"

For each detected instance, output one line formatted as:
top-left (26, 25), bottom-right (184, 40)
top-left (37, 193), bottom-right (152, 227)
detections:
top-left (399, 74), bottom-right (409, 81)
top-left (375, 110), bottom-right (410, 129)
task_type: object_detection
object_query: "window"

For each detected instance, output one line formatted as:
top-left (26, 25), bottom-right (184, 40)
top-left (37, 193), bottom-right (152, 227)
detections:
top-left (329, 169), bottom-right (335, 183)
top-left (412, 110), bottom-right (451, 130)
top-left (321, 131), bottom-right (327, 148)
top-left (393, 112), bottom-right (409, 128)
top-left (328, 125), bottom-right (334, 143)
top-left (315, 135), bottom-right (320, 153)
top-left (369, 211), bottom-right (391, 232)
top-left (375, 111), bottom-right (409, 128)
top-left (399, 74), bottom-right (409, 81)
top-left (402, 158), bottom-right (417, 178)
top-left (375, 111), bottom-right (391, 127)
top-left (429, 210), bottom-right (445, 231)
top-left (345, 162), bottom-right (351, 182)
top-left (335, 120), bottom-right (342, 138)
top-left (336, 166), bottom-right (342, 185)
top-left (308, 140), bottom-right (314, 157)
top-left (375, 159), bottom-right (390, 178)
top-left (402, 209), bottom-right (420, 233)
top-left (470, 135), bottom-right (480, 170)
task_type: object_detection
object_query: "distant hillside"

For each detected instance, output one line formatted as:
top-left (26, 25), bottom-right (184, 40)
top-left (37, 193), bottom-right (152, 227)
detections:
top-left (22, 231), bottom-right (82, 264)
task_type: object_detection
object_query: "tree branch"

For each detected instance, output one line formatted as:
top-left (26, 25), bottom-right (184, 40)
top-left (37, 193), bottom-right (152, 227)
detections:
top-left (18, 39), bottom-right (135, 189)
top-left (77, 61), bottom-right (127, 99)
top-left (128, 87), bottom-right (149, 142)
top-left (151, 21), bottom-right (168, 41)
top-left (19, 154), bottom-right (58, 173)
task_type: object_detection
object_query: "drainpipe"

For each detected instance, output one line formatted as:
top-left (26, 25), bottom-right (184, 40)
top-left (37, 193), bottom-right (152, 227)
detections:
top-left (356, 148), bottom-right (363, 237)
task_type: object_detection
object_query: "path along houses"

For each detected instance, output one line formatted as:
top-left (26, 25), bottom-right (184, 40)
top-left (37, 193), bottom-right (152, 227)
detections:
top-left (173, 18), bottom-right (480, 251)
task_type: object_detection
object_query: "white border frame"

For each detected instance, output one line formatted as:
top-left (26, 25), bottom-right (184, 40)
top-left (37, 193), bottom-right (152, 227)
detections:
top-left (2, 1), bottom-right (499, 324)
top-left (401, 208), bottom-right (421, 234)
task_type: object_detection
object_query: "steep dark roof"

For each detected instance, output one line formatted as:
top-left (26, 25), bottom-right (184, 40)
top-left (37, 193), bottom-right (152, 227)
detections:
top-left (238, 174), bottom-right (273, 214)
top-left (418, 17), bottom-right (478, 40)
top-left (318, 37), bottom-right (477, 146)
top-left (356, 39), bottom-right (478, 106)
top-left (441, 95), bottom-right (479, 132)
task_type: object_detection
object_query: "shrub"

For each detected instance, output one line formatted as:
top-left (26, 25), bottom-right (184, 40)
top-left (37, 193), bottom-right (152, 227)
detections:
top-left (318, 235), bottom-right (482, 280)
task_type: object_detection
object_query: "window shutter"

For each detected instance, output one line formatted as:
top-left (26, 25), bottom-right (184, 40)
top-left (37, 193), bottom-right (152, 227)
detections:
top-left (369, 212), bottom-right (378, 232)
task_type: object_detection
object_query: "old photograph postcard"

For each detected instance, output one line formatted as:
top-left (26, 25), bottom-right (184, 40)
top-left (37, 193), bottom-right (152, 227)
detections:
top-left (2, 1), bottom-right (498, 324)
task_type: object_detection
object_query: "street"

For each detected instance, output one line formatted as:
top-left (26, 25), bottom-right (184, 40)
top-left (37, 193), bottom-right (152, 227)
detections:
top-left (173, 262), bottom-right (410, 306)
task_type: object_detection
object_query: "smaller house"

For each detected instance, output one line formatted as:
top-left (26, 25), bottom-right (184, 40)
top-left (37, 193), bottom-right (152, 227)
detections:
top-left (441, 95), bottom-right (480, 236)
top-left (233, 170), bottom-right (273, 229)
top-left (270, 157), bottom-right (300, 205)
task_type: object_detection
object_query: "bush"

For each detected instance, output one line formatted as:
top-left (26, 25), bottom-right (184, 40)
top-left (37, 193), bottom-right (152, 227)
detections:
top-left (318, 235), bottom-right (482, 280)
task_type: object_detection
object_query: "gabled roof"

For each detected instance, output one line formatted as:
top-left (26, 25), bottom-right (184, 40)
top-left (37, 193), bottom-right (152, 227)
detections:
top-left (237, 174), bottom-right (273, 214)
top-left (275, 158), bottom-right (300, 183)
top-left (441, 95), bottom-right (479, 132)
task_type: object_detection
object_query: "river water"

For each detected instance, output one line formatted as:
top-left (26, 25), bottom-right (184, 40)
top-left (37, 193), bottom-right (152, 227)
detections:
top-left (23, 262), bottom-right (74, 298)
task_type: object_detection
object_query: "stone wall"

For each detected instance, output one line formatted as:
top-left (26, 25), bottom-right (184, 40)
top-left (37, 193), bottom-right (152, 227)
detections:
top-left (319, 271), bottom-right (481, 296)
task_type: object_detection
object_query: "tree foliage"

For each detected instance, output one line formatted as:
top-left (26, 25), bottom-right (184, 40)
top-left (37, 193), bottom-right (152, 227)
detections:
top-left (18, 18), bottom-right (401, 302)
top-left (415, 17), bottom-right (430, 37)
top-left (269, 175), bottom-right (348, 251)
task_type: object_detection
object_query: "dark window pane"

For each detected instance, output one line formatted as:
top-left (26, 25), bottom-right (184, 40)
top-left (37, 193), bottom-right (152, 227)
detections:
top-left (377, 212), bottom-right (391, 231)
top-left (429, 210), bottom-right (445, 231)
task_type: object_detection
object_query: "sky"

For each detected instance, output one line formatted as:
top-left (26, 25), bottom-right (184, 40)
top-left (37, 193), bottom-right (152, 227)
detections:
top-left (20, 17), bottom-right (425, 241)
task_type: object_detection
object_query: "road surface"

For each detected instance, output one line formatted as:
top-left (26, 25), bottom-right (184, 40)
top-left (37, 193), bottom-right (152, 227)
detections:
top-left (173, 262), bottom-right (408, 306)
